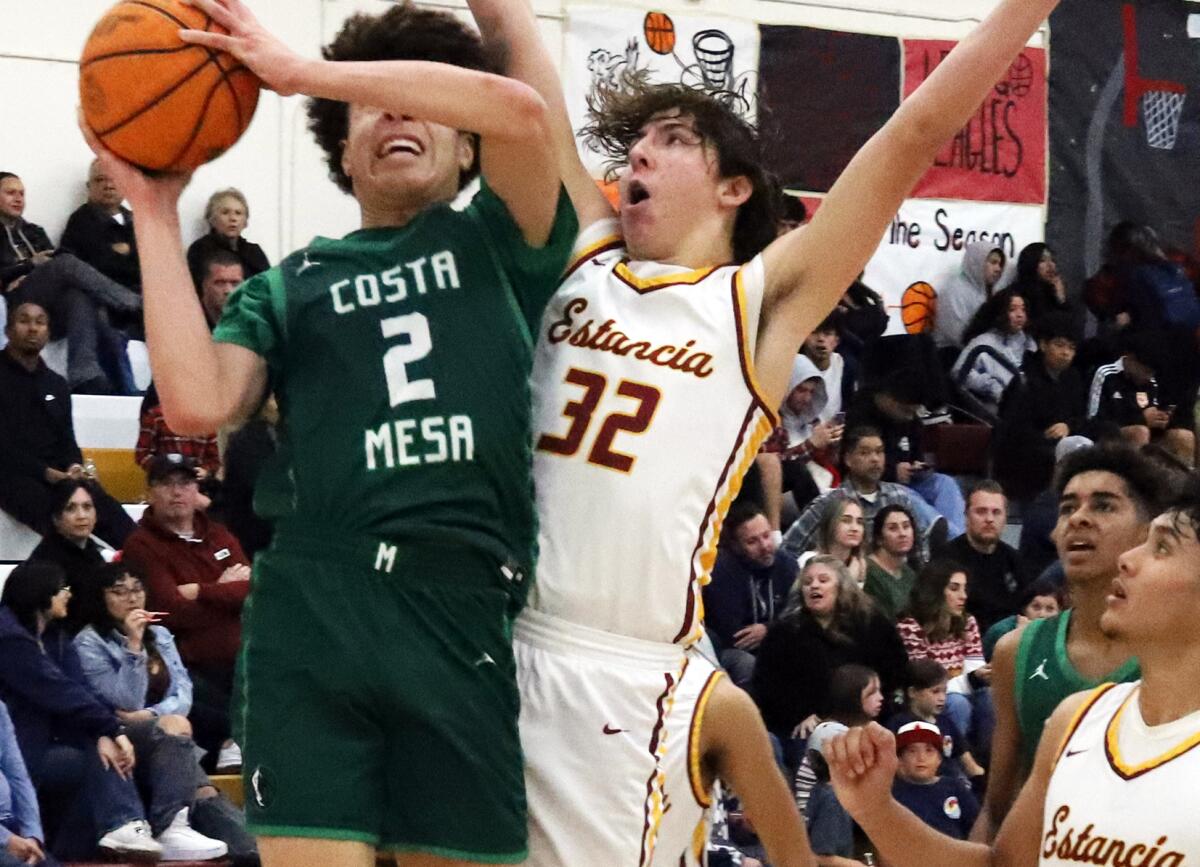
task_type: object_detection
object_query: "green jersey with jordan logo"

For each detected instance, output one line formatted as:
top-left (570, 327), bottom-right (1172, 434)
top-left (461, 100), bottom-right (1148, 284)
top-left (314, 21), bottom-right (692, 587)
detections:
top-left (213, 181), bottom-right (577, 579)
top-left (1014, 610), bottom-right (1140, 769)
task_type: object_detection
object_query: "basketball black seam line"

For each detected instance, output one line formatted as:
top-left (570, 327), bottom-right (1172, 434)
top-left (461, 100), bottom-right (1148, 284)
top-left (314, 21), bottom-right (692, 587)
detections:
top-left (94, 50), bottom-right (217, 138)
top-left (204, 14), bottom-right (249, 130)
top-left (121, 0), bottom-right (191, 30)
top-left (167, 69), bottom-right (231, 170)
top-left (82, 44), bottom-right (199, 68)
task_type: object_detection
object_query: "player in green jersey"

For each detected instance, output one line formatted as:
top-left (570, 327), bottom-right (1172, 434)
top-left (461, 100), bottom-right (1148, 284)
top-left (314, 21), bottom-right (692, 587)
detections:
top-left (83, 1), bottom-right (577, 865)
top-left (973, 446), bottom-right (1168, 841)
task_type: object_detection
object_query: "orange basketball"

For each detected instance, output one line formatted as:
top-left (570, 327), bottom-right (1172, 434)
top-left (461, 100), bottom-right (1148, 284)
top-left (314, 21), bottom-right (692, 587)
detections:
top-left (901, 281), bottom-right (937, 334)
top-left (643, 11), bottom-right (676, 56)
top-left (79, 0), bottom-right (261, 173)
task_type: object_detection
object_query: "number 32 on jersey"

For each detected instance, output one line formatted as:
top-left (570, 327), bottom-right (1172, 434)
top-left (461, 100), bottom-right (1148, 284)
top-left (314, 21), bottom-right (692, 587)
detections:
top-left (537, 367), bottom-right (661, 473)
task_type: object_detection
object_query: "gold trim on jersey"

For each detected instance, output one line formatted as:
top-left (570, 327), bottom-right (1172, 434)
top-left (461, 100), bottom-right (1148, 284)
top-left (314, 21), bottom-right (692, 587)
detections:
top-left (614, 261), bottom-right (721, 294)
top-left (564, 233), bottom-right (623, 278)
top-left (639, 659), bottom-right (689, 867)
top-left (687, 670), bottom-right (726, 808)
top-left (1052, 682), bottom-right (1116, 772)
top-left (1104, 685), bottom-right (1200, 780)
top-left (731, 269), bottom-right (780, 427)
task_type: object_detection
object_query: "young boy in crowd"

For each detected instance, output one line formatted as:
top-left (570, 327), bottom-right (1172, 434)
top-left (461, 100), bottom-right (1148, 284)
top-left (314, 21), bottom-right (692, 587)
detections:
top-left (891, 722), bottom-right (979, 841)
top-left (888, 659), bottom-right (985, 783)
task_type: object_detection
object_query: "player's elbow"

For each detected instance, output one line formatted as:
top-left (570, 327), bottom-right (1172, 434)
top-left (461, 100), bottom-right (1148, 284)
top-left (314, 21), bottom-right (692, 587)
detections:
top-left (160, 398), bottom-right (224, 437)
top-left (490, 78), bottom-right (552, 142)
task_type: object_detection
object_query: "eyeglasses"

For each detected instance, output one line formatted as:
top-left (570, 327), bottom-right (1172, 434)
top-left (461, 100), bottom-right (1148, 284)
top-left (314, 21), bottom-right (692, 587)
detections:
top-left (105, 584), bottom-right (146, 598)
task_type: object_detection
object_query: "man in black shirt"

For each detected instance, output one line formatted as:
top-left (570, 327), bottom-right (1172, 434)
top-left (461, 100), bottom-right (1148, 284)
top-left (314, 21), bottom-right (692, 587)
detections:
top-left (59, 160), bottom-right (140, 291)
top-left (939, 479), bottom-right (1027, 631)
top-left (0, 301), bottom-right (134, 545)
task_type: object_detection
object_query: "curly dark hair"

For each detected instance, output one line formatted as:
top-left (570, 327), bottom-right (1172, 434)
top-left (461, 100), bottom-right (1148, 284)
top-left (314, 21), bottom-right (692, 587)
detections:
top-left (580, 72), bottom-right (780, 263)
top-left (1053, 444), bottom-right (1171, 521)
top-left (306, 3), bottom-right (501, 195)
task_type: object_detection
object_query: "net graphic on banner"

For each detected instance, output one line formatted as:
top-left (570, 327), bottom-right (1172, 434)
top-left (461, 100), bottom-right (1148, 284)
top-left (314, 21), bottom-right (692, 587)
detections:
top-left (1142, 89), bottom-right (1187, 150)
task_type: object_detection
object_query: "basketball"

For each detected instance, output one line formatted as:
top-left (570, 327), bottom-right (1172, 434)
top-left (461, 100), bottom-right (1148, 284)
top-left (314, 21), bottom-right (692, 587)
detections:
top-left (901, 281), bottom-right (937, 333)
top-left (79, 0), bottom-right (261, 173)
top-left (643, 11), bottom-right (676, 56)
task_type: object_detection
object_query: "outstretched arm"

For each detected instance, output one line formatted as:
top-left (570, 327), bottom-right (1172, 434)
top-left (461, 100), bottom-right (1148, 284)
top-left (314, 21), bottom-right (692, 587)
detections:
top-left (703, 677), bottom-right (817, 867)
top-left (184, 0), bottom-right (561, 245)
top-left (753, 0), bottom-right (1058, 402)
top-left (466, 0), bottom-right (616, 230)
top-left (972, 626), bottom-right (1027, 841)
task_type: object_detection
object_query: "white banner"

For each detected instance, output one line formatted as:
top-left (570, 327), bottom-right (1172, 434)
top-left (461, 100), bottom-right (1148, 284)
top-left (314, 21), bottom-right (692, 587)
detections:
top-left (563, 6), bottom-right (760, 176)
top-left (857, 199), bottom-right (1046, 335)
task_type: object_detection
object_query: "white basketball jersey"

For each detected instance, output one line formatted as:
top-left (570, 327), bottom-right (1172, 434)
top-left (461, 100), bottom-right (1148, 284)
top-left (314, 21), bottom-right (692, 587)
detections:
top-left (1041, 681), bottom-right (1200, 866)
top-left (529, 220), bottom-right (778, 645)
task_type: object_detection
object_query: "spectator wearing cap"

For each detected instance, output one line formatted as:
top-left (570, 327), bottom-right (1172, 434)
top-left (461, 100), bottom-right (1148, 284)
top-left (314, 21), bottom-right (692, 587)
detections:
top-left (993, 312), bottom-right (1089, 502)
top-left (0, 301), bottom-right (134, 546)
top-left (1087, 332), bottom-right (1195, 463)
top-left (119, 455), bottom-right (249, 756)
top-left (845, 373), bottom-right (966, 538)
top-left (891, 720), bottom-right (979, 840)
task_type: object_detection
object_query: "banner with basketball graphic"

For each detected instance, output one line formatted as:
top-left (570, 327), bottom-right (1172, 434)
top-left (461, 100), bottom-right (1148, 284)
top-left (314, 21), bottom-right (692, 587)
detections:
top-left (562, 6), bottom-right (760, 176)
top-left (904, 40), bottom-right (1047, 205)
top-left (855, 199), bottom-right (1046, 335)
top-left (1046, 0), bottom-right (1200, 292)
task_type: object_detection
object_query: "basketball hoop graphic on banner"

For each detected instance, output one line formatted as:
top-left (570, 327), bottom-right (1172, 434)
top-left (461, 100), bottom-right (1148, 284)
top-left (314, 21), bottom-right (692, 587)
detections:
top-left (1123, 3), bottom-right (1187, 149)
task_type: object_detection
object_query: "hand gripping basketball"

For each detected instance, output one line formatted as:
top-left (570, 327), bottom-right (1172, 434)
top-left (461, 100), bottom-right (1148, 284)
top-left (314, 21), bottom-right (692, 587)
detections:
top-left (179, 0), bottom-right (304, 96)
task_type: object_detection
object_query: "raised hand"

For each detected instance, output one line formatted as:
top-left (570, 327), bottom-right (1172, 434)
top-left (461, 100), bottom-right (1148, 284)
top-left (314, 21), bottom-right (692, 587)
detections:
top-left (825, 723), bottom-right (898, 820)
top-left (180, 0), bottom-right (307, 96)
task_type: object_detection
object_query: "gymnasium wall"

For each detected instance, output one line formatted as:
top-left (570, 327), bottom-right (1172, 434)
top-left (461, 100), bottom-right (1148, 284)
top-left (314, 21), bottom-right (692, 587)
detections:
top-left (3, 0), bottom-right (1019, 262)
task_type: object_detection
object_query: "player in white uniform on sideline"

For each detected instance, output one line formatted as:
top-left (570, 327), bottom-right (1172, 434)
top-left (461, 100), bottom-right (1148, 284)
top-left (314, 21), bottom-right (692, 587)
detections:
top-left (824, 479), bottom-right (1200, 866)
top-left (466, 0), bottom-right (1063, 863)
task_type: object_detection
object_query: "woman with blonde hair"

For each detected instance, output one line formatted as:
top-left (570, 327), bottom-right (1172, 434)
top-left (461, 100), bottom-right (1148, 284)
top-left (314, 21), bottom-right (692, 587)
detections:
top-left (185, 188), bottom-right (269, 287)
top-left (753, 555), bottom-right (907, 739)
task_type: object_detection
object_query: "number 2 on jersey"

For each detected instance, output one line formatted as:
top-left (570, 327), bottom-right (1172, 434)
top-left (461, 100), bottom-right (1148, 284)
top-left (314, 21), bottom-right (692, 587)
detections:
top-left (381, 313), bottom-right (435, 406)
top-left (537, 368), bottom-right (661, 473)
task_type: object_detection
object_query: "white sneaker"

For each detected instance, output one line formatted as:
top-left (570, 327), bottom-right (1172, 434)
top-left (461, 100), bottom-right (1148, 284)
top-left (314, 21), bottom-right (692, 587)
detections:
top-left (155, 808), bottom-right (228, 861)
top-left (98, 819), bottom-right (163, 860)
top-left (215, 740), bottom-right (242, 772)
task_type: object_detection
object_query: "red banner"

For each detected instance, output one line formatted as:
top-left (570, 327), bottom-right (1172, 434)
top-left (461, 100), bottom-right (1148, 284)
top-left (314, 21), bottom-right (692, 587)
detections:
top-left (905, 40), bottom-right (1047, 205)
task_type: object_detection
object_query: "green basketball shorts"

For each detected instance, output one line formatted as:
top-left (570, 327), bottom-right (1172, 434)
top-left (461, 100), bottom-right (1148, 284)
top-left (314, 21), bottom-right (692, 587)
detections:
top-left (236, 529), bottom-right (527, 863)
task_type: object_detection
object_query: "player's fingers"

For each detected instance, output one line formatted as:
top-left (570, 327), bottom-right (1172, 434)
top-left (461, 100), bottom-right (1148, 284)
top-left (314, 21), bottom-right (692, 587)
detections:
top-left (179, 29), bottom-right (237, 52)
top-left (181, 0), bottom-right (238, 30)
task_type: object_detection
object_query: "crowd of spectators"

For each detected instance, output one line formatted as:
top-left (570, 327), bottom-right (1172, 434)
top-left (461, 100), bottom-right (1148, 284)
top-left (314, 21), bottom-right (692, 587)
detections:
top-left (2, 155), bottom-right (1199, 865)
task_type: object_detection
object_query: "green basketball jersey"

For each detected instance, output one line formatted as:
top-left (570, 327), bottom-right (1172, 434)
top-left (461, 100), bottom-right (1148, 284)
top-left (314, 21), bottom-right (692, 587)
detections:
top-left (1013, 610), bottom-right (1140, 769)
top-left (212, 182), bottom-right (577, 577)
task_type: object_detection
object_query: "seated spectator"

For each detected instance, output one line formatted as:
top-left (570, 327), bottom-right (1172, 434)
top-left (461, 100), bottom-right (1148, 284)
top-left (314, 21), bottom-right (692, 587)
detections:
top-left (981, 577), bottom-right (1063, 661)
top-left (704, 505), bottom-right (797, 689)
top-left (891, 721), bottom-right (979, 840)
top-left (784, 427), bottom-right (939, 562)
top-left (0, 303), bottom-right (134, 546)
top-left (1106, 221), bottom-right (1200, 336)
top-left (58, 160), bottom-right (139, 296)
top-left (752, 556), bottom-right (907, 740)
top-left (803, 722), bottom-right (857, 865)
top-left (863, 504), bottom-right (918, 621)
top-left (939, 480), bottom-right (1028, 632)
top-left (0, 172), bottom-right (140, 392)
top-left (802, 314), bottom-right (856, 422)
top-left (762, 355), bottom-right (843, 511)
top-left (932, 241), bottom-right (1007, 352)
top-left (897, 560), bottom-right (991, 751)
top-left (1087, 332), bottom-right (1195, 463)
top-left (211, 396), bottom-right (278, 560)
top-left (845, 376), bottom-right (966, 537)
top-left (834, 274), bottom-right (889, 362)
top-left (887, 658), bottom-right (984, 783)
top-left (993, 312), bottom-right (1087, 502)
top-left (121, 456), bottom-right (250, 770)
top-left (1008, 242), bottom-right (1074, 323)
top-left (27, 480), bottom-right (111, 596)
top-left (186, 188), bottom-right (269, 288)
top-left (0, 562), bottom-right (225, 862)
top-left (950, 288), bottom-right (1035, 419)
top-left (807, 496), bottom-right (867, 588)
top-left (71, 565), bottom-right (256, 862)
top-left (0, 698), bottom-right (57, 867)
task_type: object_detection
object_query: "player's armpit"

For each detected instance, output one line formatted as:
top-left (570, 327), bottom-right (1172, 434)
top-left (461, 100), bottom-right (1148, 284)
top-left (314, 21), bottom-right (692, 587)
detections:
top-left (992, 690), bottom-right (1093, 867)
top-left (466, 0), bottom-right (615, 231)
top-left (972, 625), bottom-right (1027, 842)
top-left (702, 678), bottom-right (817, 867)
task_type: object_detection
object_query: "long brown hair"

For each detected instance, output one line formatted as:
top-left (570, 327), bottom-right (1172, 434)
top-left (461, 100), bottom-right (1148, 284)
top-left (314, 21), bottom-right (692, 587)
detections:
top-left (903, 559), bottom-right (968, 642)
top-left (794, 555), bottom-right (877, 644)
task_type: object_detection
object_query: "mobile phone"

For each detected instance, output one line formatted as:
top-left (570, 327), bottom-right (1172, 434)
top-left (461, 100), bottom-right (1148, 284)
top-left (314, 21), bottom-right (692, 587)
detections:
top-left (832, 412), bottom-right (846, 427)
